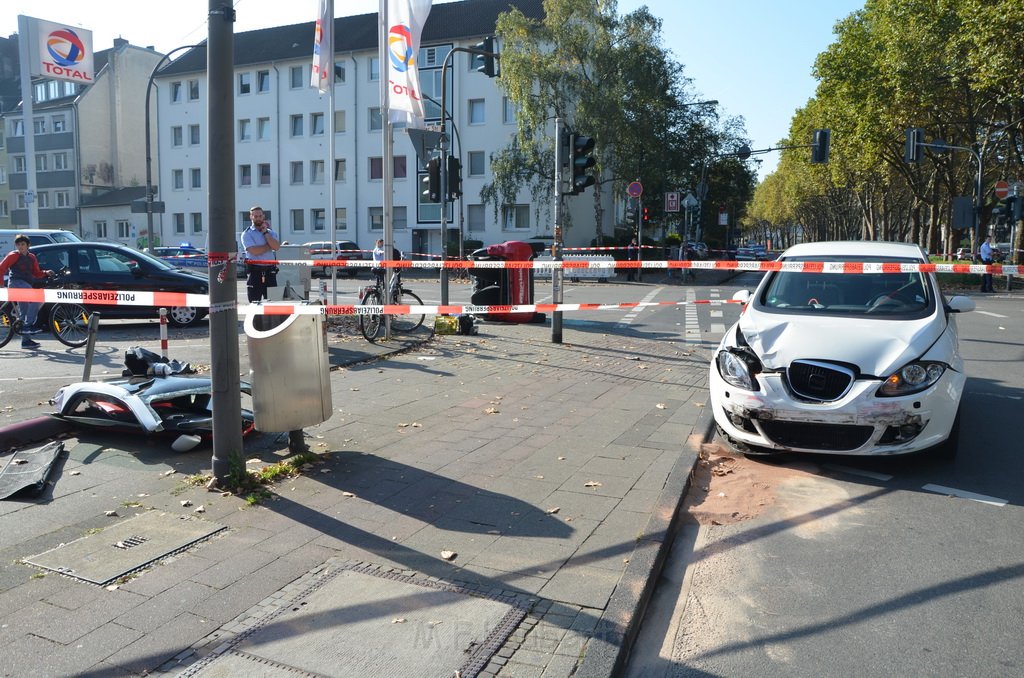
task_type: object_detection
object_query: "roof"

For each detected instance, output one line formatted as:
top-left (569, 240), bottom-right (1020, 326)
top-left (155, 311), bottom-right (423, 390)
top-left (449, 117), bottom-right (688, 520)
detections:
top-left (781, 241), bottom-right (928, 262)
top-left (79, 186), bottom-right (149, 207)
top-left (159, 0), bottom-right (544, 76)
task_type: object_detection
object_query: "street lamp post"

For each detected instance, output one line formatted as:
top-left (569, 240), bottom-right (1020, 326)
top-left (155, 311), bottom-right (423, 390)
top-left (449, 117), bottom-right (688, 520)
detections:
top-left (145, 45), bottom-right (197, 248)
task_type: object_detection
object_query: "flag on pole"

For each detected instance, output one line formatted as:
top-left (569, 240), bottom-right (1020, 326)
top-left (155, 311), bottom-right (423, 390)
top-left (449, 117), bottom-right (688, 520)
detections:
top-left (385, 0), bottom-right (432, 128)
top-left (311, 0), bottom-right (333, 93)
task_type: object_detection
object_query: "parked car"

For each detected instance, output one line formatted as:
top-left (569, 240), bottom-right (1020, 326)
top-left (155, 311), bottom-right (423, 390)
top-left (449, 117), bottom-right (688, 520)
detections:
top-left (685, 241), bottom-right (709, 260)
top-left (150, 244), bottom-right (208, 269)
top-left (31, 242), bottom-right (209, 327)
top-left (734, 246), bottom-right (769, 261)
top-left (954, 247), bottom-right (972, 261)
top-left (0, 228), bottom-right (81, 253)
top-left (303, 240), bottom-right (368, 278)
top-left (993, 243), bottom-right (1011, 263)
top-left (709, 241), bottom-right (974, 459)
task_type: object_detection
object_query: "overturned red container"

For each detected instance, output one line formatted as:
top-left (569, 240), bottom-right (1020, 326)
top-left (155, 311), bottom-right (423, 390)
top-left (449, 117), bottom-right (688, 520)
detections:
top-left (469, 240), bottom-right (546, 323)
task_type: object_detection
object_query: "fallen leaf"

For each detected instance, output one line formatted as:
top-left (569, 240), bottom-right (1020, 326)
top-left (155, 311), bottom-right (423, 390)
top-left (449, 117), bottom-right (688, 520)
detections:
top-left (656, 403), bottom-right (666, 409)
top-left (193, 505), bottom-right (206, 513)
top-left (484, 407), bottom-right (499, 414)
top-left (545, 507), bottom-right (560, 515)
top-left (70, 470), bottom-right (81, 476)
top-left (104, 510), bottom-right (118, 517)
top-left (342, 491), bottom-right (356, 498)
top-left (180, 500), bottom-right (193, 507)
top-left (440, 550), bottom-right (458, 561)
top-left (584, 481), bottom-right (603, 488)
top-left (392, 618), bottom-right (407, 624)
top-left (557, 456), bottom-right (566, 461)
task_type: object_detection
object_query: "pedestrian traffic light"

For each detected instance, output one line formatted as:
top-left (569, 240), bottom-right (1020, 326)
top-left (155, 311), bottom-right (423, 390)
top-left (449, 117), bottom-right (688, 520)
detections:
top-left (423, 158), bottom-right (440, 203)
top-left (904, 127), bottom-right (924, 163)
top-left (473, 36), bottom-right (497, 78)
top-left (811, 128), bottom-right (831, 164)
top-left (446, 156), bottom-right (462, 201)
top-left (570, 133), bottom-right (596, 195)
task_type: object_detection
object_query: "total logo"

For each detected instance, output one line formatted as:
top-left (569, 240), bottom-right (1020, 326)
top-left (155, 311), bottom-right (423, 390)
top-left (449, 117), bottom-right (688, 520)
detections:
top-left (388, 24), bottom-right (415, 72)
top-left (43, 27), bottom-right (92, 81)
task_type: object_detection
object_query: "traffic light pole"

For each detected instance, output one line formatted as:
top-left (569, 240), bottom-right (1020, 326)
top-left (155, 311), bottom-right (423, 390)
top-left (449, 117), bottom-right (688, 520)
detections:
top-left (552, 117), bottom-right (564, 344)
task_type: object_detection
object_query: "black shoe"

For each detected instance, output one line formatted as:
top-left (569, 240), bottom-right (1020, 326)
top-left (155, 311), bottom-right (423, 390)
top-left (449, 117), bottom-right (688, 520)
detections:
top-left (21, 338), bottom-right (41, 349)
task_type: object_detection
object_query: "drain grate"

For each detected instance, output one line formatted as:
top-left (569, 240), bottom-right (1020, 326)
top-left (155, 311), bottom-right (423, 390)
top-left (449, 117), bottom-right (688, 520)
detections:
top-left (113, 535), bottom-right (149, 550)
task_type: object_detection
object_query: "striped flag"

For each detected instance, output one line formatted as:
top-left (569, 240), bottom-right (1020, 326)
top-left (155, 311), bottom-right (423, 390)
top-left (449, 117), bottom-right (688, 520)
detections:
top-left (311, 0), bottom-right (333, 93)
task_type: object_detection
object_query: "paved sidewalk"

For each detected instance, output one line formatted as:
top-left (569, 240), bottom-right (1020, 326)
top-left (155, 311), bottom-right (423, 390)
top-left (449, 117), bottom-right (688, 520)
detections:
top-left (0, 297), bottom-right (720, 677)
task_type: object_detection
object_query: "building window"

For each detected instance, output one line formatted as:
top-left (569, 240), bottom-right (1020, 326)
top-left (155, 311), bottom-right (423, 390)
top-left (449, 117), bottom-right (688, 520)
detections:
top-left (16, 193), bottom-right (26, 209)
top-left (469, 99), bottom-right (485, 125)
top-left (394, 206), bottom-right (407, 230)
top-left (369, 107), bottom-right (382, 132)
top-left (369, 206), bottom-right (383, 230)
top-left (503, 204), bottom-right (530, 230)
top-left (312, 208), bottom-right (326, 232)
top-left (0, 200), bottom-right (7, 217)
top-left (290, 161), bottom-right (304, 184)
top-left (55, 190), bottom-right (71, 207)
top-left (369, 57), bottom-right (380, 81)
top-left (290, 114), bottom-right (304, 137)
top-left (334, 158), bottom-right (346, 182)
top-left (257, 117), bottom-right (271, 140)
top-left (291, 209), bottom-right (305, 232)
top-left (174, 213), bottom-right (185, 234)
top-left (310, 160), bottom-right (325, 184)
top-left (258, 163), bottom-right (271, 186)
top-left (117, 220), bottom-right (131, 239)
top-left (52, 116), bottom-right (66, 133)
top-left (238, 72), bottom-right (252, 95)
top-left (188, 79), bottom-right (200, 101)
top-left (334, 63), bottom-right (346, 83)
top-left (191, 213), bottom-right (203, 234)
top-left (11, 120), bottom-right (24, 137)
top-left (334, 110), bottom-right (346, 133)
top-left (172, 169), bottom-right (184, 189)
top-left (36, 191), bottom-right (49, 208)
top-left (171, 126), bottom-right (183, 147)
top-left (239, 119), bottom-right (251, 141)
top-left (0, 167), bottom-right (6, 184)
top-left (34, 118), bottom-right (46, 134)
top-left (290, 65), bottom-right (304, 88)
top-left (468, 204), bottom-right (485, 232)
top-left (54, 152), bottom-right (68, 170)
top-left (94, 220), bottom-right (108, 238)
top-left (0, 127), bottom-right (4, 149)
top-left (468, 151), bottom-right (485, 176)
top-left (189, 124), bottom-right (200, 145)
top-left (14, 156), bottom-right (26, 173)
top-left (171, 82), bottom-right (182, 103)
top-left (239, 164), bottom-right (252, 186)
top-left (311, 112), bottom-right (324, 136)
top-left (335, 207), bottom-right (347, 231)
top-left (503, 97), bottom-right (516, 124)
top-left (257, 70), bottom-right (270, 92)
top-left (35, 154), bottom-right (47, 172)
top-left (190, 168), bottom-right (202, 189)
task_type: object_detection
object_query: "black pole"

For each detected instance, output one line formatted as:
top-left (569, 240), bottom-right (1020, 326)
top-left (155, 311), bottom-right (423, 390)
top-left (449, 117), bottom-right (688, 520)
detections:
top-left (207, 2), bottom-right (243, 486)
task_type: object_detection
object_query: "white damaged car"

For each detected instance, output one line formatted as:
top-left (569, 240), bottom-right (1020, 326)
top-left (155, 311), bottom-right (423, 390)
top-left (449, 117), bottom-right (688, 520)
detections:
top-left (709, 241), bottom-right (975, 459)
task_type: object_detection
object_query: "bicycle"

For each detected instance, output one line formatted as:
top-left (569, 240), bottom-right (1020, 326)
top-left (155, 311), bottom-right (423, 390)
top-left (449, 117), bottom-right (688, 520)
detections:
top-left (1, 269), bottom-right (91, 348)
top-left (358, 271), bottom-right (426, 341)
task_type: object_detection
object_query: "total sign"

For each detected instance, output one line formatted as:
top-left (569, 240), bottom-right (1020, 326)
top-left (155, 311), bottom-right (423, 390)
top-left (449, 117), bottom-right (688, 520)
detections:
top-left (26, 16), bottom-right (94, 85)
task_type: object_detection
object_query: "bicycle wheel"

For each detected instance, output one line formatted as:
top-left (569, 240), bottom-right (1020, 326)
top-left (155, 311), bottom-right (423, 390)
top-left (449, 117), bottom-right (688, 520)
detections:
top-left (391, 289), bottom-right (425, 333)
top-left (0, 302), bottom-right (17, 348)
top-left (358, 288), bottom-right (383, 342)
top-left (49, 303), bottom-right (91, 348)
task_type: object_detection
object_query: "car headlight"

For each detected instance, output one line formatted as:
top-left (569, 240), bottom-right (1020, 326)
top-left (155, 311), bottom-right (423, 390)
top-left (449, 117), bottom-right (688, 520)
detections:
top-left (716, 349), bottom-right (760, 391)
top-left (877, 361), bottom-right (946, 397)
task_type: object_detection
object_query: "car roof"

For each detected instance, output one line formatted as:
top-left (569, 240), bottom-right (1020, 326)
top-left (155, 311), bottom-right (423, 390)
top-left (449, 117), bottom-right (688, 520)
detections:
top-left (780, 241), bottom-right (927, 261)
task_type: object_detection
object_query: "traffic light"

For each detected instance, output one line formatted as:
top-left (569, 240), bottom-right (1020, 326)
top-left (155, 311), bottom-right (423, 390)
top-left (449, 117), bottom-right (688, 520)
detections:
top-left (811, 128), bottom-right (831, 164)
top-left (446, 156), bottom-right (462, 201)
top-left (423, 158), bottom-right (440, 203)
top-left (570, 133), bottom-right (596, 195)
top-left (904, 127), bottom-right (924, 163)
top-left (643, 207), bottom-right (650, 223)
top-left (473, 36), bottom-right (497, 78)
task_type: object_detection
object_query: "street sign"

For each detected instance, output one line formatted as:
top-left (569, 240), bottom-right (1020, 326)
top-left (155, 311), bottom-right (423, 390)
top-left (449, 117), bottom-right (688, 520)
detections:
top-left (25, 191), bottom-right (35, 204)
top-left (627, 181), bottom-right (643, 198)
top-left (718, 206), bottom-right (728, 226)
top-left (665, 191), bottom-right (680, 212)
top-left (994, 180), bottom-right (1010, 200)
top-left (131, 200), bottom-right (165, 214)
top-left (683, 192), bottom-right (698, 209)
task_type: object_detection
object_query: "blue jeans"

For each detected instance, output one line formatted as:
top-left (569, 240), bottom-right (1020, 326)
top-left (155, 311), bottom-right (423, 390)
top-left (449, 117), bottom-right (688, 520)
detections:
top-left (9, 279), bottom-right (40, 328)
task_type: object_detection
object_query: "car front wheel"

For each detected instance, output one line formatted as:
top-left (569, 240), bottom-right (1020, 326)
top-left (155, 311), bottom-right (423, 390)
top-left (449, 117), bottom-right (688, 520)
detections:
top-left (167, 306), bottom-right (206, 328)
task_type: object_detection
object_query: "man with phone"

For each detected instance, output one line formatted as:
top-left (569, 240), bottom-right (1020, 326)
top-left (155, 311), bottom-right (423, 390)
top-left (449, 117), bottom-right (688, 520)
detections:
top-left (241, 206), bottom-right (280, 303)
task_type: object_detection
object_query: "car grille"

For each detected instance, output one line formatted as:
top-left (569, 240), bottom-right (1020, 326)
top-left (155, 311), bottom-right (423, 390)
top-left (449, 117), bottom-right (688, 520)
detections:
top-left (786, 360), bottom-right (854, 402)
top-left (760, 421), bottom-right (874, 451)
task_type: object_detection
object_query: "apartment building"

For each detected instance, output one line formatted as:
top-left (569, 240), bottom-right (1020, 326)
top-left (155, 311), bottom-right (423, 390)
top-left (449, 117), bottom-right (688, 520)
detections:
top-left (155, 0), bottom-right (605, 257)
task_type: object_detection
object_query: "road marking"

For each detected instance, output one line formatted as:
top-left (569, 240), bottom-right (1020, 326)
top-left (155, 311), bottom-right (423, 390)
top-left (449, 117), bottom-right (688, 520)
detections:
top-left (710, 310), bottom-right (723, 318)
top-left (976, 311), bottom-right (1008, 318)
top-left (616, 287), bottom-right (662, 328)
top-left (922, 484), bottom-right (1007, 507)
top-left (823, 464), bottom-right (894, 481)
top-left (683, 288), bottom-right (700, 341)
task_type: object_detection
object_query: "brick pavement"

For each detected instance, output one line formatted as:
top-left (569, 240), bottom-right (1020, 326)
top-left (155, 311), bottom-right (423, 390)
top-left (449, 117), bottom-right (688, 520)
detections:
top-left (0, 294), bottom-right (721, 677)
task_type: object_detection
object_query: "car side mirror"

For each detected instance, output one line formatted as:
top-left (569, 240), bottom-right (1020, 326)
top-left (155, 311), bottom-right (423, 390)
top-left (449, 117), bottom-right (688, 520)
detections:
top-left (732, 290), bottom-right (751, 304)
top-left (946, 296), bottom-right (975, 313)
top-left (129, 263), bottom-right (144, 277)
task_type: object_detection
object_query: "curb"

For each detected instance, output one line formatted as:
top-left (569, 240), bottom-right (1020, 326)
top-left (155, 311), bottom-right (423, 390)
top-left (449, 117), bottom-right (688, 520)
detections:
top-left (574, 403), bottom-right (717, 677)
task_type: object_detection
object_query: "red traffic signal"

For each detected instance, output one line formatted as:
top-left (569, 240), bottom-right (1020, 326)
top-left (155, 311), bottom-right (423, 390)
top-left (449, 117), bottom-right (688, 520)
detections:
top-left (643, 207), bottom-right (650, 221)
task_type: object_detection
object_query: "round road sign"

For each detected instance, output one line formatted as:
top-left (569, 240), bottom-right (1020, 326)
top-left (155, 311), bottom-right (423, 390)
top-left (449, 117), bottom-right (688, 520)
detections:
top-left (627, 181), bottom-right (643, 198)
top-left (994, 180), bottom-right (1010, 200)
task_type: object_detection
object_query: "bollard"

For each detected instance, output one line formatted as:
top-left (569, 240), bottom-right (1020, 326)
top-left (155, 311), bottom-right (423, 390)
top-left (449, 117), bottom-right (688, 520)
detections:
top-left (81, 313), bottom-right (101, 382)
top-left (159, 308), bottom-right (168, 359)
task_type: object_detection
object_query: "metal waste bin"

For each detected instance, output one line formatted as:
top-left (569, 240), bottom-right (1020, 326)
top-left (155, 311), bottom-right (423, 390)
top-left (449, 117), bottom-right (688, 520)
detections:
top-left (244, 305), bottom-right (332, 431)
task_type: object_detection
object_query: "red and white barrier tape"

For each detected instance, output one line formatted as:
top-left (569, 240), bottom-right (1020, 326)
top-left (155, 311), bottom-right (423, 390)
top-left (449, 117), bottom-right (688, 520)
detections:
top-left (0, 288), bottom-right (209, 307)
top-left (242, 298), bottom-right (744, 317)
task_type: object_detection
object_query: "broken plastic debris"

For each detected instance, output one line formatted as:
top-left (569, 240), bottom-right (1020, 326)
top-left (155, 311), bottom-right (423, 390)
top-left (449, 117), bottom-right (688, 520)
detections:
top-left (193, 505), bottom-right (206, 513)
top-left (545, 507), bottom-right (560, 515)
top-left (104, 510), bottom-right (118, 517)
top-left (440, 550), bottom-right (457, 561)
top-left (180, 500), bottom-right (193, 507)
top-left (391, 618), bottom-right (407, 624)
top-left (584, 481), bottom-right (603, 488)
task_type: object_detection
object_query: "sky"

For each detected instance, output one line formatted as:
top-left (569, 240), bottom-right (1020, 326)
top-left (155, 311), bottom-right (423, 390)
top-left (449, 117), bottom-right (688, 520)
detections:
top-left (2, 0), bottom-right (863, 181)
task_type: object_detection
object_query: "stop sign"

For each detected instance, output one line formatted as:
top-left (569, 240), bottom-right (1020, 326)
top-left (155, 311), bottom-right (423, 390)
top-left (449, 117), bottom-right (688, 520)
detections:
top-left (994, 180), bottom-right (1010, 199)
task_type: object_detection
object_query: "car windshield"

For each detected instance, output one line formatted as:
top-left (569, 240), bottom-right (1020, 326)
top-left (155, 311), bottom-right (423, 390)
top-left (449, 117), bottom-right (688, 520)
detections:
top-left (758, 255), bottom-right (934, 318)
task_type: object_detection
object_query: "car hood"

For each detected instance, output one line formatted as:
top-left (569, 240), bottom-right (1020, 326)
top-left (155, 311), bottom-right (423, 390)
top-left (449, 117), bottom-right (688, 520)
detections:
top-left (737, 307), bottom-right (946, 377)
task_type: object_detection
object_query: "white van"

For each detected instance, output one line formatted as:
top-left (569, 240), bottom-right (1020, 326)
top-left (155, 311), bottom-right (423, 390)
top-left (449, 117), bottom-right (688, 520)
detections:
top-left (0, 228), bottom-right (82, 254)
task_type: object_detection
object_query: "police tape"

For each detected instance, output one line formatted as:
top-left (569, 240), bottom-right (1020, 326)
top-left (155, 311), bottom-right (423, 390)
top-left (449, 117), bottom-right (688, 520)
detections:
top-left (248, 258), bottom-right (1023, 276)
top-left (0, 288), bottom-right (208, 307)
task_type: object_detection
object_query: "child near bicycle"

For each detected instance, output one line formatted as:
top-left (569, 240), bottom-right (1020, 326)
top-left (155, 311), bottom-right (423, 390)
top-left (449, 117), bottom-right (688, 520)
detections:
top-left (0, 234), bottom-right (54, 349)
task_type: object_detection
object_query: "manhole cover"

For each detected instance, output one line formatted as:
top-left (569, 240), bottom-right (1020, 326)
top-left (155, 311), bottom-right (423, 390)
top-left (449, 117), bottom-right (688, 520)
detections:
top-left (25, 511), bottom-right (226, 585)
